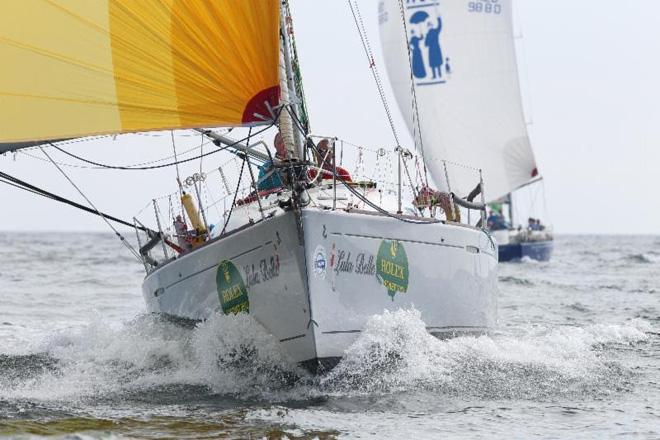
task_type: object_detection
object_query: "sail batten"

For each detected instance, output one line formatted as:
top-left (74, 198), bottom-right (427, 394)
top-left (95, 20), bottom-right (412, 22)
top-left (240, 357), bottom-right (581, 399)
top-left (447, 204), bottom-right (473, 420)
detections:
top-left (0, 0), bottom-right (280, 146)
top-left (379, 0), bottom-right (536, 202)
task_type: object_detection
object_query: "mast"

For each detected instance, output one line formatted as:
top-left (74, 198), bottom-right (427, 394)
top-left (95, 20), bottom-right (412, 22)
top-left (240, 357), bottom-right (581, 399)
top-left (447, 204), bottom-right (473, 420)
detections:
top-left (278, 1), bottom-right (304, 160)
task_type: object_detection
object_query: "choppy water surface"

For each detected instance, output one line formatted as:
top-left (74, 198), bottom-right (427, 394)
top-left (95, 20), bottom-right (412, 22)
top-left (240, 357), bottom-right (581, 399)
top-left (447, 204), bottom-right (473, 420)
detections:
top-left (0, 233), bottom-right (658, 439)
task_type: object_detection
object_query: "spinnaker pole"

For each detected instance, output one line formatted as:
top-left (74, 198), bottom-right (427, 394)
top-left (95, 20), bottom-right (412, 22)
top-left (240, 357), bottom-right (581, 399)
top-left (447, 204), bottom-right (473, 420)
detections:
top-left (194, 129), bottom-right (270, 163)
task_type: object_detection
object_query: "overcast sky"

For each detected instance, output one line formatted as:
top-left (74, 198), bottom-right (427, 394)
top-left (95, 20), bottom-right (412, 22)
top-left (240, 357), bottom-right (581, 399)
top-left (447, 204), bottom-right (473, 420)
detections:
top-left (1, 0), bottom-right (659, 235)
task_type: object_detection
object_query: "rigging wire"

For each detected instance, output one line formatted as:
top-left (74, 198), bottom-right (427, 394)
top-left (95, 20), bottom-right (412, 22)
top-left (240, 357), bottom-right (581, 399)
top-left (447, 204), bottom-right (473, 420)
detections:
top-left (17, 150), bottom-right (107, 170)
top-left (39, 147), bottom-right (143, 262)
top-left (282, 0), bottom-right (311, 131)
top-left (346, 1), bottom-right (423, 205)
top-left (204, 180), bottom-right (223, 221)
top-left (396, 0), bottom-right (431, 191)
top-left (220, 127), bottom-right (253, 236)
top-left (171, 130), bottom-right (182, 183)
top-left (347, 0), bottom-right (401, 147)
top-left (17, 137), bottom-right (219, 170)
top-left (282, 99), bottom-right (470, 227)
top-left (170, 130), bottom-right (186, 221)
top-left (0, 175), bottom-right (48, 198)
top-left (303, 141), bottom-right (428, 223)
top-left (198, 131), bottom-right (204, 175)
top-left (49, 123), bottom-right (275, 171)
top-left (290, 97), bottom-right (431, 223)
top-left (0, 170), bottom-right (154, 234)
top-left (401, 152), bottom-right (418, 196)
top-left (12, 134), bottom-right (115, 154)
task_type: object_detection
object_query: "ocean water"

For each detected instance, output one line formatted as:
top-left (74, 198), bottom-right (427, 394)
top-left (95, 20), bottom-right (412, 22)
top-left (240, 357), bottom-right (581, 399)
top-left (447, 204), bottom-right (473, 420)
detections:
top-left (0, 233), bottom-right (658, 439)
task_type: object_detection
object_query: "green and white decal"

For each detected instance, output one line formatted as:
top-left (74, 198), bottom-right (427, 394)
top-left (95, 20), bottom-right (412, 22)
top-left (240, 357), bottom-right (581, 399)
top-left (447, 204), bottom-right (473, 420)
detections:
top-left (376, 240), bottom-right (409, 300)
top-left (216, 260), bottom-right (249, 314)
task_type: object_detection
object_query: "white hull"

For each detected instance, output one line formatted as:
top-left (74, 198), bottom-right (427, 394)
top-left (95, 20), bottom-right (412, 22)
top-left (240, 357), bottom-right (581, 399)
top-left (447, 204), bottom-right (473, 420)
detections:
top-left (142, 206), bottom-right (497, 371)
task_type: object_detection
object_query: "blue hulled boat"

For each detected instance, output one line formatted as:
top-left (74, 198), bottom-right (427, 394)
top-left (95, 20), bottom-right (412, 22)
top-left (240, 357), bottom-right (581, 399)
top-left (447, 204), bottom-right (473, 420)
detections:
top-left (489, 189), bottom-right (553, 263)
top-left (498, 238), bottom-right (553, 262)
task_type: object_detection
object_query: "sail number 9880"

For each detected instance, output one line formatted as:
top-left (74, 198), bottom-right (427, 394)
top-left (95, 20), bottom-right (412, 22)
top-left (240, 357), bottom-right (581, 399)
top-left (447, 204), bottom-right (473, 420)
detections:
top-left (468, 0), bottom-right (502, 14)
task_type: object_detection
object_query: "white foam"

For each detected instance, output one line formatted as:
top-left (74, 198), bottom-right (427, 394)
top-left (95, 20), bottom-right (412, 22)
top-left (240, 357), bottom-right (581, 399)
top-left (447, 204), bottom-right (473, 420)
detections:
top-left (519, 256), bottom-right (544, 265)
top-left (188, 312), bottom-right (299, 394)
top-left (0, 309), bottom-right (652, 403)
top-left (2, 312), bottom-right (298, 402)
top-left (321, 309), bottom-right (651, 397)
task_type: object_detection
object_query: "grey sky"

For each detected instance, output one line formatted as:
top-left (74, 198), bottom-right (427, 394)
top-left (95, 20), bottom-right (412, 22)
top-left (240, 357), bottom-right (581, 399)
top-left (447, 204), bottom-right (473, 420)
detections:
top-left (1, 0), bottom-right (658, 234)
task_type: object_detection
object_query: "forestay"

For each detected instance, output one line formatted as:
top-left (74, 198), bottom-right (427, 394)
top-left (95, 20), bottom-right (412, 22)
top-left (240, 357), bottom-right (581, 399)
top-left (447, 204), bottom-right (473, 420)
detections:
top-left (0, 0), bottom-right (280, 148)
top-left (378, 0), bottom-right (537, 202)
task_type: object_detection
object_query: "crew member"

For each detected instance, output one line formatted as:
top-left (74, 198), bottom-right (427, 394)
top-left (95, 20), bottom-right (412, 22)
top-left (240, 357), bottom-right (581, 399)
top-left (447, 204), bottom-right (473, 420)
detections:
top-left (257, 133), bottom-right (287, 191)
top-left (487, 211), bottom-right (508, 231)
top-left (310, 138), bottom-right (352, 182)
top-left (414, 186), bottom-right (460, 222)
top-left (173, 215), bottom-right (191, 252)
top-left (528, 217), bottom-right (542, 231)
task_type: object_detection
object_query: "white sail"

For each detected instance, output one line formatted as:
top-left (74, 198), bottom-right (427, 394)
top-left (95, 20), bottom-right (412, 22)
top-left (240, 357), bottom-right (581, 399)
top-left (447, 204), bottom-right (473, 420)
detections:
top-left (378, 0), bottom-right (537, 202)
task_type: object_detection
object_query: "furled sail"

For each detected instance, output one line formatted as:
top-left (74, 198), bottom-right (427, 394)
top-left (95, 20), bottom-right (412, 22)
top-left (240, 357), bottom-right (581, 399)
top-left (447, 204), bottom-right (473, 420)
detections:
top-left (378, 0), bottom-right (537, 202)
top-left (0, 0), bottom-right (280, 150)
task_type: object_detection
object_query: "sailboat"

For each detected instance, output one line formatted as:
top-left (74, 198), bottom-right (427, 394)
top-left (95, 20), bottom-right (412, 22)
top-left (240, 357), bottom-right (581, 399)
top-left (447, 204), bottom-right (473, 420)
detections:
top-left (378, 0), bottom-right (553, 262)
top-left (0, 0), bottom-right (497, 373)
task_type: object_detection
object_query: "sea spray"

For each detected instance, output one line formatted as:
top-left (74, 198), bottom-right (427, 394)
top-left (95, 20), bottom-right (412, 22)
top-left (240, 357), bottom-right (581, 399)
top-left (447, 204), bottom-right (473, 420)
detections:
top-left (3, 314), bottom-right (194, 402)
top-left (190, 312), bottom-right (302, 395)
top-left (0, 308), bottom-right (651, 404)
top-left (1, 312), bottom-right (307, 403)
top-left (321, 309), bottom-right (451, 393)
top-left (321, 309), bottom-right (649, 399)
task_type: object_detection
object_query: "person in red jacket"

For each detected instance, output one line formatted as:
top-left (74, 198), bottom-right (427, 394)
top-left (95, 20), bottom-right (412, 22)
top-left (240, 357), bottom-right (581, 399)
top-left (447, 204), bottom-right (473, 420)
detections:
top-left (309, 138), bottom-right (352, 182)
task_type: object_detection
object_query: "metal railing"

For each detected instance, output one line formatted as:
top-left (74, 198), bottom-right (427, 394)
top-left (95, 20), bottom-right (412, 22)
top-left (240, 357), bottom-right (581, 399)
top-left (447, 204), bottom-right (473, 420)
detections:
top-left (133, 133), bottom-right (490, 271)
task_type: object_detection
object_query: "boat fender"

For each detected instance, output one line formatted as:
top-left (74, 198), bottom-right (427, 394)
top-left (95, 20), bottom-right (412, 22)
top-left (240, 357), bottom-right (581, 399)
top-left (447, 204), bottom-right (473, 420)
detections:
top-left (181, 192), bottom-right (206, 234)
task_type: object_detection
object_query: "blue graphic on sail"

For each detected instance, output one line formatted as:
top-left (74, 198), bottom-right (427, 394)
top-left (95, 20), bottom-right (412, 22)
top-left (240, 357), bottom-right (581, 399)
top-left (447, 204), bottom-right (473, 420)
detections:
top-left (410, 29), bottom-right (426, 78)
top-left (409, 10), bottom-right (430, 23)
top-left (406, 1), bottom-right (449, 86)
top-left (425, 17), bottom-right (443, 79)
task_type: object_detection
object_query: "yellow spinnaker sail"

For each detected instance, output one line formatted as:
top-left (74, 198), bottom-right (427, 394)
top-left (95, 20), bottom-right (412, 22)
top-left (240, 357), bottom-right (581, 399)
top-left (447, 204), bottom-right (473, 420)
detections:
top-left (0, 0), bottom-right (280, 143)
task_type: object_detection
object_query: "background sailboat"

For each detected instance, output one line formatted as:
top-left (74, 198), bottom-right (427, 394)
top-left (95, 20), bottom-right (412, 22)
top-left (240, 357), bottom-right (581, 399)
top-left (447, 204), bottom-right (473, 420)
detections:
top-left (378, 0), bottom-right (553, 261)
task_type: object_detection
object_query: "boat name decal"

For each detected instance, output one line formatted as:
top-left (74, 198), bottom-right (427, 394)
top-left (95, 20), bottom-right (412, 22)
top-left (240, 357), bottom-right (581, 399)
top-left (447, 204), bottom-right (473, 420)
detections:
top-left (332, 250), bottom-right (376, 276)
top-left (376, 240), bottom-right (409, 300)
top-left (216, 260), bottom-right (250, 314)
top-left (243, 255), bottom-right (280, 288)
